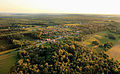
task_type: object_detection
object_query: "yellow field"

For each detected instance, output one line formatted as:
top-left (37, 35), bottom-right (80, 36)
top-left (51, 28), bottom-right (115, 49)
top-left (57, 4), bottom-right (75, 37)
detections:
top-left (0, 48), bottom-right (17, 55)
top-left (64, 24), bottom-right (80, 26)
top-left (107, 40), bottom-right (120, 62)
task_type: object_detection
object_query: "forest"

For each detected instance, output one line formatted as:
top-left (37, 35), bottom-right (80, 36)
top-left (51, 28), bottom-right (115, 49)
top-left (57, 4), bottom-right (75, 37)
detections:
top-left (0, 13), bottom-right (120, 73)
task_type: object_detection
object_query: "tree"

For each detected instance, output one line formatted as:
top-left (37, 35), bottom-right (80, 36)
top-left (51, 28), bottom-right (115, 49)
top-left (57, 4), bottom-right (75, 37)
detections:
top-left (31, 31), bottom-right (42, 39)
top-left (107, 34), bottom-right (116, 40)
top-left (104, 42), bottom-right (113, 51)
top-left (13, 40), bottom-right (24, 47)
top-left (92, 41), bottom-right (99, 45)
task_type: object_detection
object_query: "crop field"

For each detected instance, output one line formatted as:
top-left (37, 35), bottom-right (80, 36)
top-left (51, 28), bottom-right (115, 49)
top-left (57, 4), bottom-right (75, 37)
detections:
top-left (107, 40), bottom-right (120, 61)
top-left (0, 52), bottom-right (17, 74)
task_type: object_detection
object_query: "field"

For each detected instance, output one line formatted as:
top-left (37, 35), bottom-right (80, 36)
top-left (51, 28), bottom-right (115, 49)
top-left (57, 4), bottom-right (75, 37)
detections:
top-left (80, 31), bottom-right (119, 50)
top-left (80, 30), bottom-right (120, 62)
top-left (107, 40), bottom-right (120, 61)
top-left (0, 52), bottom-right (17, 74)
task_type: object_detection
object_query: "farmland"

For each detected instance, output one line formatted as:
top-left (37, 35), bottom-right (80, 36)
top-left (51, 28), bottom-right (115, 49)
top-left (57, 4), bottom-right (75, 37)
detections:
top-left (107, 40), bottom-right (120, 61)
top-left (0, 52), bottom-right (17, 74)
top-left (0, 14), bottom-right (120, 73)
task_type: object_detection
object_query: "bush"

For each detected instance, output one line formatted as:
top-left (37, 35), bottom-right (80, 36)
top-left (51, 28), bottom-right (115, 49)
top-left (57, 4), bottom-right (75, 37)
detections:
top-left (99, 44), bottom-right (104, 48)
top-left (92, 41), bottom-right (99, 45)
top-left (107, 34), bottom-right (116, 40)
top-left (8, 34), bottom-right (24, 40)
top-left (31, 31), bottom-right (42, 39)
top-left (103, 42), bottom-right (113, 51)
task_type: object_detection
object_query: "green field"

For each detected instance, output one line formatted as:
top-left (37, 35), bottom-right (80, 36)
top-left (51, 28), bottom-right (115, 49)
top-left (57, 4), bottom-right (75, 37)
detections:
top-left (81, 31), bottom-right (120, 52)
top-left (0, 52), bottom-right (17, 74)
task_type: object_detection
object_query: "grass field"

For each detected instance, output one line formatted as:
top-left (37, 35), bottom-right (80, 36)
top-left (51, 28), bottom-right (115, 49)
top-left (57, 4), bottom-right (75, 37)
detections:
top-left (0, 52), bottom-right (17, 74)
top-left (81, 31), bottom-right (109, 46)
top-left (106, 40), bottom-right (120, 62)
top-left (81, 31), bottom-right (120, 52)
top-left (97, 31), bottom-right (119, 44)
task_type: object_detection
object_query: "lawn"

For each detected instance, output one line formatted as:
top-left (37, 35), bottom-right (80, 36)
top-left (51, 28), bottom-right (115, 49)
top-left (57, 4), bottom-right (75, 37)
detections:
top-left (0, 52), bottom-right (17, 74)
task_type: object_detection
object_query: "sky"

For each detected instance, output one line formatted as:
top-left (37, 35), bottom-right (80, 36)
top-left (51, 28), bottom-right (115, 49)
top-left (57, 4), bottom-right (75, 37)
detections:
top-left (0, 0), bottom-right (120, 14)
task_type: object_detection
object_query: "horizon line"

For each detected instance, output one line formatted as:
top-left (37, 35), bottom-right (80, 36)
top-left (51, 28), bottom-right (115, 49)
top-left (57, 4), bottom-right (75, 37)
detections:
top-left (0, 12), bottom-right (120, 15)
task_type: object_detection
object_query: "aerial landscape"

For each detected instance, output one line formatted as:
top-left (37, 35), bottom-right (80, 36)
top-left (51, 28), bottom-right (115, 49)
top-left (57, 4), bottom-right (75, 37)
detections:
top-left (0, 0), bottom-right (120, 74)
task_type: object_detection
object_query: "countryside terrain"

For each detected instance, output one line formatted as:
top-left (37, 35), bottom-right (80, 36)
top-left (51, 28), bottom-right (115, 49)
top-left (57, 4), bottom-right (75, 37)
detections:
top-left (0, 13), bottom-right (120, 74)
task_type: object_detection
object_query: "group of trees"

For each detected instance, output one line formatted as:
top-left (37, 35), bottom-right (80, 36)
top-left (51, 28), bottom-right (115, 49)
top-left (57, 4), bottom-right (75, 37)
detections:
top-left (0, 34), bottom-right (24, 51)
top-left (25, 31), bottom-right (42, 39)
top-left (8, 34), bottom-right (24, 40)
top-left (102, 42), bottom-right (113, 51)
top-left (10, 36), bottom-right (120, 74)
top-left (107, 34), bottom-right (116, 40)
top-left (92, 41), bottom-right (100, 45)
top-left (0, 33), bottom-right (30, 51)
top-left (92, 40), bottom-right (113, 51)
top-left (13, 39), bottom-right (31, 47)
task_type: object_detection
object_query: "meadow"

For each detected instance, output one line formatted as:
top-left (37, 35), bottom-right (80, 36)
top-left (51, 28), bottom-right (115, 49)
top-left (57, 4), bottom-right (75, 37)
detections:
top-left (0, 52), bottom-right (17, 74)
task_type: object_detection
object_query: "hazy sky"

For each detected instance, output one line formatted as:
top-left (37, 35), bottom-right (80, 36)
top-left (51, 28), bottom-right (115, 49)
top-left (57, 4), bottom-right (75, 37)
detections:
top-left (0, 0), bottom-right (120, 14)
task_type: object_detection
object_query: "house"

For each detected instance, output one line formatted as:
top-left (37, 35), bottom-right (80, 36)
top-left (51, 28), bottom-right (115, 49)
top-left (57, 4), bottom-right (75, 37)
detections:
top-left (77, 31), bottom-right (80, 32)
top-left (37, 40), bottom-right (40, 42)
top-left (22, 27), bottom-right (25, 29)
top-left (52, 39), bottom-right (56, 43)
top-left (38, 29), bottom-right (41, 30)
top-left (47, 38), bottom-right (51, 41)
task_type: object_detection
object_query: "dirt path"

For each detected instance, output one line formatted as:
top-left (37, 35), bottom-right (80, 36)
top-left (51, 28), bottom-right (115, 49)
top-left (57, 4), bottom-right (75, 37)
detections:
top-left (107, 40), bottom-right (120, 61)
